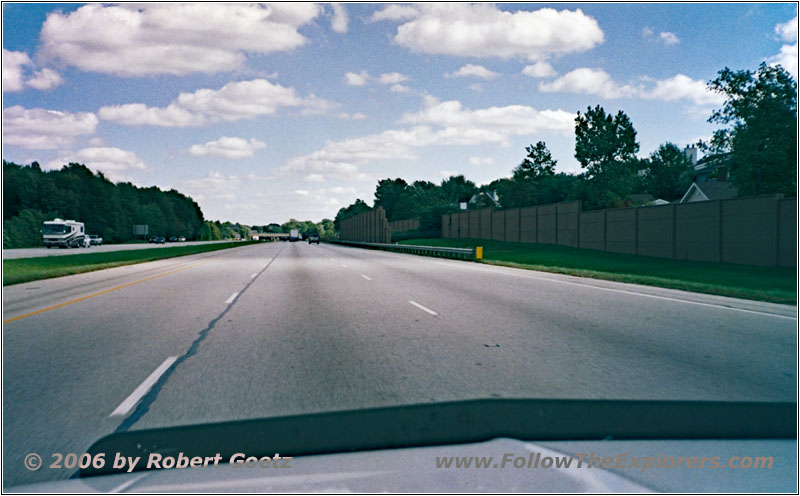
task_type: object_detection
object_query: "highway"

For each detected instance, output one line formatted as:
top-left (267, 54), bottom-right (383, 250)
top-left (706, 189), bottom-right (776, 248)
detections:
top-left (2, 240), bottom-right (235, 260)
top-left (2, 241), bottom-right (797, 487)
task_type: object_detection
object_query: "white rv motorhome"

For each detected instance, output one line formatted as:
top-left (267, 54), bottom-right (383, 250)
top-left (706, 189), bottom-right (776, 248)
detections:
top-left (42, 218), bottom-right (87, 248)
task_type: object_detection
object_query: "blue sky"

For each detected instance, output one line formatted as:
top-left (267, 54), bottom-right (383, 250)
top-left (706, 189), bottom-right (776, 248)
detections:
top-left (2, 3), bottom-right (797, 224)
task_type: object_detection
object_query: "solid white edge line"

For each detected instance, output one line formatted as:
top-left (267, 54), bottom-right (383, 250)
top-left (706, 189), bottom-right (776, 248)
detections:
top-left (361, 274), bottom-right (372, 281)
top-left (409, 300), bottom-right (438, 316)
top-left (225, 292), bottom-right (239, 304)
top-left (429, 260), bottom-right (797, 321)
top-left (110, 356), bottom-right (178, 417)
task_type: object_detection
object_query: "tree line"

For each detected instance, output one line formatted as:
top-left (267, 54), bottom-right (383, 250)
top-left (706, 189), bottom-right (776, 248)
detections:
top-left (335, 63), bottom-right (796, 234)
top-left (2, 161), bottom-right (218, 248)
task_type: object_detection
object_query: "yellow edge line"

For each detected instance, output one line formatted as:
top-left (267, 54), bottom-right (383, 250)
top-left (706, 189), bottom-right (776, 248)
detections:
top-left (3, 260), bottom-right (214, 324)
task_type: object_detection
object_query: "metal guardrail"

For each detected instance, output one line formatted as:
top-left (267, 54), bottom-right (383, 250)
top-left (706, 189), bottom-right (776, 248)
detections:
top-left (330, 240), bottom-right (482, 260)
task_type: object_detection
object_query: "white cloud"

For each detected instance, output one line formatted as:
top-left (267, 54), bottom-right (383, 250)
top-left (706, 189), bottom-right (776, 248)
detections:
top-left (384, 4), bottom-right (603, 60)
top-left (378, 72), bottom-right (410, 84)
top-left (469, 156), bottom-right (494, 165)
top-left (345, 70), bottom-right (370, 86)
top-left (643, 74), bottom-right (725, 106)
top-left (643, 27), bottom-right (681, 46)
top-left (2, 49), bottom-right (62, 92)
top-left (521, 62), bottom-right (557, 78)
top-left (469, 83), bottom-right (484, 92)
top-left (44, 147), bottom-right (147, 181)
top-left (775, 16), bottom-right (798, 43)
top-left (538, 69), bottom-right (724, 106)
top-left (330, 4), bottom-right (349, 33)
top-left (769, 17), bottom-right (798, 78)
top-left (319, 186), bottom-right (357, 195)
top-left (659, 32), bottom-right (680, 45)
top-left (2, 106), bottom-right (98, 149)
top-left (345, 71), bottom-right (412, 92)
top-left (303, 173), bottom-right (326, 183)
top-left (294, 189), bottom-right (311, 196)
top-left (281, 97), bottom-right (573, 181)
top-left (539, 68), bottom-right (638, 99)
top-left (99, 79), bottom-right (337, 127)
top-left (400, 97), bottom-right (575, 145)
top-left (768, 43), bottom-right (798, 78)
top-left (643, 27), bottom-right (680, 45)
top-left (40, 3), bottom-right (320, 76)
top-left (370, 5), bottom-right (420, 22)
top-left (184, 171), bottom-right (243, 192)
top-left (26, 68), bottom-right (63, 90)
top-left (189, 137), bottom-right (267, 160)
top-left (446, 64), bottom-right (500, 80)
top-left (2, 50), bottom-right (30, 92)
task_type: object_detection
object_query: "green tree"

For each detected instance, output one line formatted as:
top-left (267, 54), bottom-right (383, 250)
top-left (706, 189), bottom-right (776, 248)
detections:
top-left (373, 178), bottom-right (409, 221)
top-left (705, 62), bottom-right (797, 195)
top-left (574, 105), bottom-right (640, 208)
top-left (334, 199), bottom-right (370, 231)
top-left (643, 143), bottom-right (695, 201)
top-left (317, 218), bottom-right (335, 238)
top-left (513, 141), bottom-right (557, 180)
top-left (440, 175), bottom-right (477, 204)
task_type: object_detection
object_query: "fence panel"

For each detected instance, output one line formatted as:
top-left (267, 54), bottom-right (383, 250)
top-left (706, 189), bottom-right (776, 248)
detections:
top-left (675, 201), bottom-right (720, 262)
top-left (537, 204), bottom-right (557, 244)
top-left (637, 204), bottom-right (674, 259)
top-left (579, 211), bottom-right (604, 251)
top-left (556, 201), bottom-right (581, 247)
top-left (721, 196), bottom-right (779, 266)
top-left (520, 206), bottom-right (537, 243)
top-left (505, 208), bottom-right (520, 243)
top-left (605, 207), bottom-right (636, 254)
top-left (778, 198), bottom-right (797, 267)
top-left (492, 210), bottom-right (505, 241)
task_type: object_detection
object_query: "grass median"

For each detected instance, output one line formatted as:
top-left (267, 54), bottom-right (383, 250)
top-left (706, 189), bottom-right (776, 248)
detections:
top-left (3, 241), bottom-right (258, 286)
top-left (400, 238), bottom-right (796, 304)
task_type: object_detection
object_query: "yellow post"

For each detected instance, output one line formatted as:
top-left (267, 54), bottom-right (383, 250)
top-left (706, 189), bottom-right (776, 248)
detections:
top-left (475, 246), bottom-right (483, 260)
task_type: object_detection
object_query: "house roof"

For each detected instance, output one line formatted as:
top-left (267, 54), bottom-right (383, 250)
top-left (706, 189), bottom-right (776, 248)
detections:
top-left (679, 181), bottom-right (738, 203)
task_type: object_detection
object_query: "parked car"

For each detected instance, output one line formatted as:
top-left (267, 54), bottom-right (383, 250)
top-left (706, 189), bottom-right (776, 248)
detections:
top-left (178, 236), bottom-right (186, 242)
top-left (149, 236), bottom-right (157, 243)
top-left (308, 234), bottom-right (320, 244)
top-left (169, 236), bottom-right (178, 242)
top-left (88, 235), bottom-right (103, 246)
top-left (155, 237), bottom-right (166, 244)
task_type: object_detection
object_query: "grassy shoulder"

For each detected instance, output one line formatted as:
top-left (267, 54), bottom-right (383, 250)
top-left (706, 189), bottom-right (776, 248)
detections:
top-left (3, 241), bottom-right (259, 286)
top-left (400, 238), bottom-right (797, 304)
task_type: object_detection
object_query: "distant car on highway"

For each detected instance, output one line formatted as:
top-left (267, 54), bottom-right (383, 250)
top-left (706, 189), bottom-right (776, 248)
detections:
top-left (87, 235), bottom-right (103, 246)
top-left (308, 234), bottom-right (320, 244)
top-left (154, 237), bottom-right (166, 244)
top-left (148, 236), bottom-right (157, 243)
top-left (169, 236), bottom-right (178, 242)
top-left (178, 236), bottom-right (186, 242)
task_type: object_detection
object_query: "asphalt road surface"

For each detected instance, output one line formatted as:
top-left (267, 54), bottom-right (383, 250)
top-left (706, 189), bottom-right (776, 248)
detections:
top-left (2, 240), bottom-right (235, 260)
top-left (3, 242), bottom-right (796, 487)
